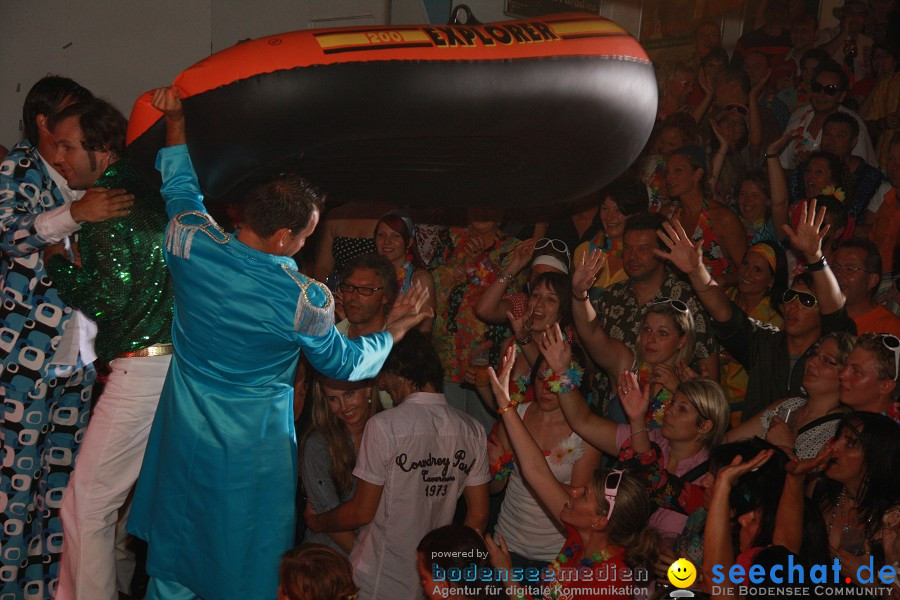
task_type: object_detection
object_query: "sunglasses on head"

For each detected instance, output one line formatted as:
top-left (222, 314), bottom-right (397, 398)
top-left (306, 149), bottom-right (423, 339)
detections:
top-left (604, 469), bottom-right (624, 521)
top-left (877, 333), bottom-right (900, 381)
top-left (721, 103), bottom-right (749, 117)
top-left (535, 238), bottom-right (570, 257)
top-left (649, 297), bottom-right (690, 314)
top-left (783, 288), bottom-right (818, 308)
top-left (811, 81), bottom-right (842, 96)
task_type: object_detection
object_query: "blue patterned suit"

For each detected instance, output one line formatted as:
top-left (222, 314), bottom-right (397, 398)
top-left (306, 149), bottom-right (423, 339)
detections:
top-left (0, 140), bottom-right (95, 600)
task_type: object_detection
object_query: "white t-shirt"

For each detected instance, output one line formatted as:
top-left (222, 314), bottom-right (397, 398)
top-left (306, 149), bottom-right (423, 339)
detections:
top-left (351, 392), bottom-right (491, 600)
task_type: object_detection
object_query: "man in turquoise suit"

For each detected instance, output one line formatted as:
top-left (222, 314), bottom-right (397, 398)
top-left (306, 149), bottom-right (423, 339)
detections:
top-left (128, 87), bottom-right (431, 600)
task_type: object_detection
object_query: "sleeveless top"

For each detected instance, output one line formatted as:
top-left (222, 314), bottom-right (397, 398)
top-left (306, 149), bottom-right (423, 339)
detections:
top-left (760, 397), bottom-right (843, 460)
top-left (495, 403), bottom-right (586, 561)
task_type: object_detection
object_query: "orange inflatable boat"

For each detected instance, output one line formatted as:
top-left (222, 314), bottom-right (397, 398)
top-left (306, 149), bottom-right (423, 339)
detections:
top-left (127, 9), bottom-right (657, 207)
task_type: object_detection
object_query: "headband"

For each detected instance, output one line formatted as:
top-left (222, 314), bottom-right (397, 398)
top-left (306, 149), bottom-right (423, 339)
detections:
top-left (382, 209), bottom-right (415, 238)
top-left (531, 255), bottom-right (569, 274)
top-left (748, 243), bottom-right (777, 273)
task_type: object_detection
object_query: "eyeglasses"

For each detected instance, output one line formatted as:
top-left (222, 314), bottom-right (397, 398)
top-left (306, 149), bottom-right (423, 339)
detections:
top-left (783, 289), bottom-right (818, 308)
top-left (649, 297), bottom-right (690, 314)
top-left (604, 469), bottom-right (625, 521)
top-left (877, 333), bottom-right (900, 381)
top-left (338, 283), bottom-right (384, 296)
top-left (830, 263), bottom-right (873, 275)
top-left (811, 81), bottom-right (842, 96)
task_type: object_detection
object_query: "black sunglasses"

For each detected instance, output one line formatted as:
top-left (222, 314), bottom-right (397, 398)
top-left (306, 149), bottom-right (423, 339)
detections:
top-left (811, 81), bottom-right (842, 96)
top-left (783, 289), bottom-right (818, 308)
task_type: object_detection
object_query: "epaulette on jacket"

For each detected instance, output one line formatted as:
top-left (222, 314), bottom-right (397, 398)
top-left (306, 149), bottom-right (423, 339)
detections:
top-left (165, 211), bottom-right (228, 258)
top-left (280, 264), bottom-right (334, 336)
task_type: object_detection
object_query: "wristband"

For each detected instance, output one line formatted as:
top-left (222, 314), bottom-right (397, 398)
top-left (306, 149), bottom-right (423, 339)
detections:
top-left (805, 256), bottom-right (828, 272)
top-left (572, 292), bottom-right (589, 301)
top-left (517, 335), bottom-right (532, 346)
top-left (497, 401), bottom-right (519, 415)
top-left (764, 153), bottom-right (779, 160)
top-left (497, 270), bottom-right (515, 284)
top-left (542, 361), bottom-right (585, 394)
top-left (628, 427), bottom-right (648, 439)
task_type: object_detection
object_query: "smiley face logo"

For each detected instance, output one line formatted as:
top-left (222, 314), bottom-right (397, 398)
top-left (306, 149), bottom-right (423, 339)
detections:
top-left (667, 558), bottom-right (697, 588)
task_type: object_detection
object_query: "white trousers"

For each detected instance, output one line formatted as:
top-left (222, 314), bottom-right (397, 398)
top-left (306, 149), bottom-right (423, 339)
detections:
top-left (56, 354), bottom-right (171, 600)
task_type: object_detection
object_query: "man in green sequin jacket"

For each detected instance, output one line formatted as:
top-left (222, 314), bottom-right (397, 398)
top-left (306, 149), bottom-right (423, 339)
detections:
top-left (45, 97), bottom-right (176, 600)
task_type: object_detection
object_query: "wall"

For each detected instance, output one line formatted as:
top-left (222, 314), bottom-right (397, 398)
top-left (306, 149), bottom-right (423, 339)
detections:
top-left (0, 0), bottom-right (398, 147)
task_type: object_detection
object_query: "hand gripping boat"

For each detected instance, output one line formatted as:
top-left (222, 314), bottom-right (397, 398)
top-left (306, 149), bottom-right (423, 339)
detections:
top-left (126, 7), bottom-right (657, 207)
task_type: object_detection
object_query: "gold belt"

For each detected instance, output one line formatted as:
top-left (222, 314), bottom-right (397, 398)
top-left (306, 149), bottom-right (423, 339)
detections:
top-left (116, 343), bottom-right (174, 359)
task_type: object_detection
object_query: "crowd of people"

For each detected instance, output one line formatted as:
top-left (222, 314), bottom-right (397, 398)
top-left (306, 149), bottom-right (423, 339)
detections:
top-left (1, 2), bottom-right (899, 599)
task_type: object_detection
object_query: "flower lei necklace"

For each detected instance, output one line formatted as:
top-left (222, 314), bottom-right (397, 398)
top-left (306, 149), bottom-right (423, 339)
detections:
top-left (541, 539), bottom-right (615, 600)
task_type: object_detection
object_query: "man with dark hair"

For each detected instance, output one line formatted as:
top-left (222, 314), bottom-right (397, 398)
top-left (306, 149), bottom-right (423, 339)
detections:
top-left (126, 87), bottom-right (429, 600)
top-left (306, 330), bottom-right (490, 600)
top-left (43, 97), bottom-right (175, 600)
top-left (332, 252), bottom-right (400, 408)
top-left (336, 253), bottom-right (399, 339)
top-left (658, 199), bottom-right (856, 421)
top-left (572, 211), bottom-right (718, 416)
top-left (780, 61), bottom-right (876, 169)
top-left (820, 111), bottom-right (886, 225)
top-left (0, 76), bottom-right (132, 598)
top-left (832, 239), bottom-right (900, 335)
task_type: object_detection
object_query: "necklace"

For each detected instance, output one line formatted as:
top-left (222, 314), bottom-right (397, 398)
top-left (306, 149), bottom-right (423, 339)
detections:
top-left (828, 489), bottom-right (871, 534)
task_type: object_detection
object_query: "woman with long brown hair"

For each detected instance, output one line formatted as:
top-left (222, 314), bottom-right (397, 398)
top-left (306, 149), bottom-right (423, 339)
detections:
top-left (301, 375), bottom-right (379, 554)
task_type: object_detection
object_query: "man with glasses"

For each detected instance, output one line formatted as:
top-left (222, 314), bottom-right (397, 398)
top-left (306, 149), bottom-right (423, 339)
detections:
top-left (832, 239), bottom-right (900, 335)
top-left (657, 199), bottom-right (856, 422)
top-left (334, 253), bottom-right (399, 408)
top-left (780, 61), bottom-right (875, 169)
top-left (336, 253), bottom-right (399, 339)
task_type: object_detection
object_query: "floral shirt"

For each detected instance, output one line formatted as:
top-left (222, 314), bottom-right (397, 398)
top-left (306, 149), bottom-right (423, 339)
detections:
top-left (432, 228), bottom-right (520, 382)
top-left (592, 270), bottom-right (719, 411)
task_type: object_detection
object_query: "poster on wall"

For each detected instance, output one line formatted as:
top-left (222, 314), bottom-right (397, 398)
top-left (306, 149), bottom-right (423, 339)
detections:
top-left (504, 0), bottom-right (601, 19)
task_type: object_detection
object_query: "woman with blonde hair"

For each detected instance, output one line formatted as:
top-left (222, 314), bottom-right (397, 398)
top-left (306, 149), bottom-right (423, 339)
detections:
top-left (573, 249), bottom-right (697, 427)
top-left (301, 375), bottom-right (378, 554)
top-left (535, 323), bottom-right (729, 547)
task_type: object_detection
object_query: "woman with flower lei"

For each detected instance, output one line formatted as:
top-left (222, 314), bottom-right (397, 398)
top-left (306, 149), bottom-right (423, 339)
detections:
top-left (480, 282), bottom-right (601, 571)
top-left (572, 249), bottom-right (700, 429)
top-left (483, 345), bottom-right (659, 600)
